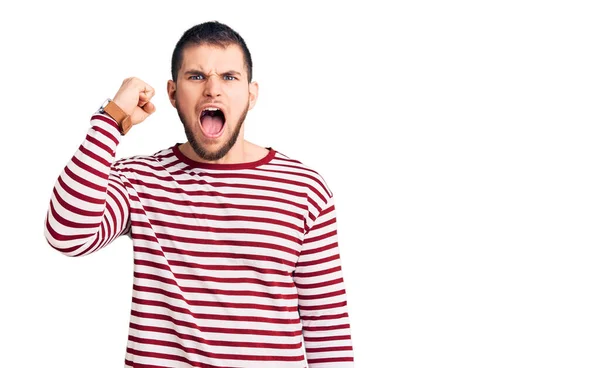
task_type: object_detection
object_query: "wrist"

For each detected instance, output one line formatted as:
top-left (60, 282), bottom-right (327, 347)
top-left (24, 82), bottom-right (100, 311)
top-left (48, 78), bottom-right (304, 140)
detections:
top-left (98, 98), bottom-right (132, 135)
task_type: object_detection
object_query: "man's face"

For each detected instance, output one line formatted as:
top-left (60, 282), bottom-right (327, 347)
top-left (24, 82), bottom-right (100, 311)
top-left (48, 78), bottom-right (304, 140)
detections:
top-left (168, 43), bottom-right (258, 161)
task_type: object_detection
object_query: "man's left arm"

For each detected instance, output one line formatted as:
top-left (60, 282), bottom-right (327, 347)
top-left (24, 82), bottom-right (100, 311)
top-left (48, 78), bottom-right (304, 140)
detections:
top-left (293, 196), bottom-right (355, 367)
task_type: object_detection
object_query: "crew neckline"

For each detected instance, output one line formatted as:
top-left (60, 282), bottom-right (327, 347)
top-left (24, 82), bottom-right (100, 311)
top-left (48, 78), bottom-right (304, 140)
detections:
top-left (171, 143), bottom-right (276, 170)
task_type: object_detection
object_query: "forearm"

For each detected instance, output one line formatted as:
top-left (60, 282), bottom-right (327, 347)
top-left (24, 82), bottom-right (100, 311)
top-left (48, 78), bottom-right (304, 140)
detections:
top-left (297, 271), bottom-right (354, 367)
top-left (295, 198), bottom-right (355, 367)
top-left (44, 113), bottom-right (131, 257)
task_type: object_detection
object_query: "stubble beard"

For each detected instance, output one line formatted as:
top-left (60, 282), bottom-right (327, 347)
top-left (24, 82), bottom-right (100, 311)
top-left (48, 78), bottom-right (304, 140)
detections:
top-left (176, 100), bottom-right (249, 161)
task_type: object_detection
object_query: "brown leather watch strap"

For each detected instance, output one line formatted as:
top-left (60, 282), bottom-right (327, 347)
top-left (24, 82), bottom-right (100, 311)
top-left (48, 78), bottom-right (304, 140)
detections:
top-left (104, 100), bottom-right (132, 135)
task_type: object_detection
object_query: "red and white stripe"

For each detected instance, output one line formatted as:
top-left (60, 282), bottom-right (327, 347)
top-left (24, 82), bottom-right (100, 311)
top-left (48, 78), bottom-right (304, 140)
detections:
top-left (44, 113), bottom-right (354, 367)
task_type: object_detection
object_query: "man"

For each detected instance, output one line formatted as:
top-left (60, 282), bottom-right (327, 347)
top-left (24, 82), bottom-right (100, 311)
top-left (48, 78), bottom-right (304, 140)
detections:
top-left (44, 21), bottom-right (354, 367)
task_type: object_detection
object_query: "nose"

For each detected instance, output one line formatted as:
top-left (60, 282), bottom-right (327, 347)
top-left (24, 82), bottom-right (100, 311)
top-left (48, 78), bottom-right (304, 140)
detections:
top-left (203, 74), bottom-right (222, 98)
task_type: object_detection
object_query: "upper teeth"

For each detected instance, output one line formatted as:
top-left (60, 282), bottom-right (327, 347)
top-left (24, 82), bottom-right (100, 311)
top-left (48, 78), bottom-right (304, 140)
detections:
top-left (205, 107), bottom-right (220, 111)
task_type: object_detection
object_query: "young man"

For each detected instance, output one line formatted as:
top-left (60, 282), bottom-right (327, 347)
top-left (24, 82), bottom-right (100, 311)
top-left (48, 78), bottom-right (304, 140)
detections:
top-left (44, 21), bottom-right (354, 367)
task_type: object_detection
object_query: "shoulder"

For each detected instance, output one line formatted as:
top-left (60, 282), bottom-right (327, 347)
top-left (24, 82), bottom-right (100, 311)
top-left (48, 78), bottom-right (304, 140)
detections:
top-left (269, 150), bottom-right (337, 233)
top-left (112, 145), bottom-right (175, 172)
top-left (268, 148), bottom-right (334, 204)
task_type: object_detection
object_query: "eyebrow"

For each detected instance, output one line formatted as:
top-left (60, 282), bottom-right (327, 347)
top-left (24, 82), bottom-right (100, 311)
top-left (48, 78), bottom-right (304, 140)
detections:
top-left (184, 69), bottom-right (242, 76)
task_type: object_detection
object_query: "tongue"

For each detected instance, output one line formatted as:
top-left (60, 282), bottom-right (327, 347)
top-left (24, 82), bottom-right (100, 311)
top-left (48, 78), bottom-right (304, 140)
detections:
top-left (201, 116), bottom-right (224, 135)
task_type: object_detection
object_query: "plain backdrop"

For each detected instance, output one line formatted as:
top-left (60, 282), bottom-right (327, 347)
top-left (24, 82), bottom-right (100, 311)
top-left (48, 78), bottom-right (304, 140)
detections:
top-left (1, 0), bottom-right (599, 367)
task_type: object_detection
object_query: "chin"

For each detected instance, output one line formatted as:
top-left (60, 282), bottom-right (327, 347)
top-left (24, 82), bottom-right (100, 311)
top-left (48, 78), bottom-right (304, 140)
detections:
top-left (187, 125), bottom-right (239, 162)
top-left (176, 101), bottom-right (249, 162)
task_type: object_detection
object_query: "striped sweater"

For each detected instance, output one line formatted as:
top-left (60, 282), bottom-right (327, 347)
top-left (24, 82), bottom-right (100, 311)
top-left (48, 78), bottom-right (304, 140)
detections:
top-left (43, 112), bottom-right (355, 368)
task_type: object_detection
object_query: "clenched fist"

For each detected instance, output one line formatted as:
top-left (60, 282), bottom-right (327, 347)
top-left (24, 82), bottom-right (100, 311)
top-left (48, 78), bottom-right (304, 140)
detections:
top-left (112, 77), bottom-right (156, 126)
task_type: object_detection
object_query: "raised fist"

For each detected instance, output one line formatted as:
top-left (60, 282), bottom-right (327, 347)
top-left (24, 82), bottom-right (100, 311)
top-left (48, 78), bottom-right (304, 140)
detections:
top-left (112, 77), bottom-right (156, 126)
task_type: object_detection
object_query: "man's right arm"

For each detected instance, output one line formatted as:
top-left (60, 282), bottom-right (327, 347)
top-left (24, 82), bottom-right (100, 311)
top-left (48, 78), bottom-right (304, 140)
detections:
top-left (43, 77), bottom-right (156, 257)
top-left (43, 113), bottom-right (131, 257)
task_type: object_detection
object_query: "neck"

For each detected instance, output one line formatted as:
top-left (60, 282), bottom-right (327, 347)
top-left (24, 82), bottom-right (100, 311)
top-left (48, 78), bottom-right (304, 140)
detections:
top-left (181, 138), bottom-right (251, 165)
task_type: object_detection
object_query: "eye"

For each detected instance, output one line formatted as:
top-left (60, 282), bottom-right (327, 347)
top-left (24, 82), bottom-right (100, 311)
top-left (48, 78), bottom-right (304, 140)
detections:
top-left (190, 75), bottom-right (204, 80)
top-left (224, 75), bottom-right (236, 81)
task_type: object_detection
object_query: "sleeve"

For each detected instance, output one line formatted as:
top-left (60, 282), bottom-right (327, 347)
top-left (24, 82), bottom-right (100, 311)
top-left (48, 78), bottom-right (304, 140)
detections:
top-left (293, 195), bottom-right (355, 367)
top-left (43, 112), bottom-right (132, 257)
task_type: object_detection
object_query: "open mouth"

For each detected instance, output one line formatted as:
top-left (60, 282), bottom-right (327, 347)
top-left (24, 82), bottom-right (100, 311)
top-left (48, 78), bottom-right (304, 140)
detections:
top-left (199, 107), bottom-right (226, 137)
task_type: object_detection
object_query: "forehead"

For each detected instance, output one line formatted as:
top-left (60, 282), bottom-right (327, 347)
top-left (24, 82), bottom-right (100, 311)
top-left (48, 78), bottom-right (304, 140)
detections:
top-left (181, 43), bottom-right (245, 74)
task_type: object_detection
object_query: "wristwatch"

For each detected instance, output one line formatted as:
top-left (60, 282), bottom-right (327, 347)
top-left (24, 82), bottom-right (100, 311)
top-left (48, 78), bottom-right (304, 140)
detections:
top-left (98, 98), bottom-right (132, 135)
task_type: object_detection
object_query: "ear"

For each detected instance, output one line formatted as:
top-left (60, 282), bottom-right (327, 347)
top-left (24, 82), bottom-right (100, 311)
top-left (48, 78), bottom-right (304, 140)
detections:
top-left (167, 80), bottom-right (176, 108)
top-left (248, 81), bottom-right (259, 110)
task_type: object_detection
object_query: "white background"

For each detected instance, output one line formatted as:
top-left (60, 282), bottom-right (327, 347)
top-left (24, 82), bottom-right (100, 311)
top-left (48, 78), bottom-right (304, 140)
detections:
top-left (0, 0), bottom-right (599, 367)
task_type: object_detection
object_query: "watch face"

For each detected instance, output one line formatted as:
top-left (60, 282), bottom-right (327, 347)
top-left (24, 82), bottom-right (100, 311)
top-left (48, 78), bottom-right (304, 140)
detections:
top-left (99, 98), bottom-right (111, 112)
